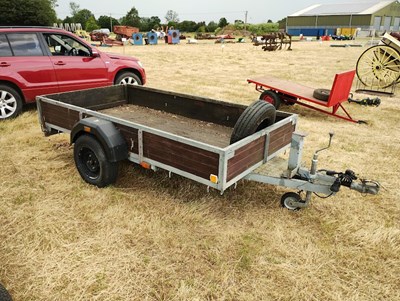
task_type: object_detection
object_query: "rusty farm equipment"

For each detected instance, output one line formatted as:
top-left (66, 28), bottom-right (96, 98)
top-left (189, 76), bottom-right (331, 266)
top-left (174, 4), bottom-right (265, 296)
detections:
top-left (113, 25), bottom-right (139, 41)
top-left (252, 32), bottom-right (292, 51)
top-left (356, 32), bottom-right (400, 89)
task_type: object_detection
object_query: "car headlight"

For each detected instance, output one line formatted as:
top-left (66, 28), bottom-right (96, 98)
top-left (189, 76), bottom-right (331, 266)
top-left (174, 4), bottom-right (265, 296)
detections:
top-left (137, 61), bottom-right (144, 68)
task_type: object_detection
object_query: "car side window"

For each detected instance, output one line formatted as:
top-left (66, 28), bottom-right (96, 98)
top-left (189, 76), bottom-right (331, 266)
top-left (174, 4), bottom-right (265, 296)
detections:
top-left (7, 33), bottom-right (43, 56)
top-left (43, 33), bottom-right (91, 57)
top-left (0, 34), bottom-right (12, 56)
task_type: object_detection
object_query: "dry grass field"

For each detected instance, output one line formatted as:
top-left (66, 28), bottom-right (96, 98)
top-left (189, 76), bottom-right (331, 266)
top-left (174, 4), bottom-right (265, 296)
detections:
top-left (1, 39), bottom-right (399, 301)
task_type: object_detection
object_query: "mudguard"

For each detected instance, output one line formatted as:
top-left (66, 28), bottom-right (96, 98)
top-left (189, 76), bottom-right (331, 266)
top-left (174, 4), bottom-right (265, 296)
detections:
top-left (71, 117), bottom-right (128, 162)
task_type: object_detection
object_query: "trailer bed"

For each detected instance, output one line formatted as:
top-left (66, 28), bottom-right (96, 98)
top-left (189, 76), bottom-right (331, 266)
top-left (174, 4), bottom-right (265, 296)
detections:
top-left (100, 104), bottom-right (232, 148)
top-left (37, 85), bottom-right (298, 192)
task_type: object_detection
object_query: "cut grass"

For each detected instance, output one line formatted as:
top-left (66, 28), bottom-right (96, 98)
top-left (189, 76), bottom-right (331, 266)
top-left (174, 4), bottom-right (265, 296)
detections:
top-left (0, 40), bottom-right (399, 301)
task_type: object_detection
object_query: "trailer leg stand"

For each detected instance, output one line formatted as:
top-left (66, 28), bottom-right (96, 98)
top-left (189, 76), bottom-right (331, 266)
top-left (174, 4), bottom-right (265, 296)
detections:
top-left (281, 190), bottom-right (308, 210)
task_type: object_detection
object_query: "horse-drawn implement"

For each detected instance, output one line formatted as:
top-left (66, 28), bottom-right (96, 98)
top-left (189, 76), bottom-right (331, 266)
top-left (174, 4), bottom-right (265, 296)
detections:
top-left (252, 32), bottom-right (292, 51)
top-left (356, 32), bottom-right (400, 89)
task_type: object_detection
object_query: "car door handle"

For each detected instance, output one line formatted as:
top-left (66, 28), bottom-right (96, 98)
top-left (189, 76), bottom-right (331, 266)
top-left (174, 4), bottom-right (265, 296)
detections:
top-left (54, 61), bottom-right (66, 65)
top-left (0, 62), bottom-right (10, 67)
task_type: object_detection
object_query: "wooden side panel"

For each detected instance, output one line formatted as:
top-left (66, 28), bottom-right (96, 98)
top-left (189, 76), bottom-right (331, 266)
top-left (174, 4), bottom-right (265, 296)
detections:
top-left (127, 85), bottom-right (245, 127)
top-left (227, 136), bottom-right (266, 182)
top-left (268, 122), bottom-right (295, 155)
top-left (44, 85), bottom-right (127, 109)
top-left (115, 124), bottom-right (139, 154)
top-left (40, 101), bottom-right (80, 130)
top-left (227, 120), bottom-right (296, 181)
top-left (143, 132), bottom-right (219, 180)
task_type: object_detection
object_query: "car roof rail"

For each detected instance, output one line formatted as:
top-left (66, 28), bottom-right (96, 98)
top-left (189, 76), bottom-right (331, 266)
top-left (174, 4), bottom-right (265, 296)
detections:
top-left (0, 26), bottom-right (59, 29)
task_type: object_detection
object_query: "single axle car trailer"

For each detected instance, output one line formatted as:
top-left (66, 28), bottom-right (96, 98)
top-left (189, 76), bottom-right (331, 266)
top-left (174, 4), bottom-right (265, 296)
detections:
top-left (36, 85), bottom-right (379, 210)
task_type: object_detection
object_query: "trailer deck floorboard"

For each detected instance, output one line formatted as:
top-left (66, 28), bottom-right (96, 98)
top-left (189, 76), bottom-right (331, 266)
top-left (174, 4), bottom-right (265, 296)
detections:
top-left (100, 104), bottom-right (233, 148)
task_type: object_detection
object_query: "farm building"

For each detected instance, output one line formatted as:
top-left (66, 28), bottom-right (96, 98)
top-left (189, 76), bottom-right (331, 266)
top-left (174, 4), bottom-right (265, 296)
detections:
top-left (286, 0), bottom-right (400, 37)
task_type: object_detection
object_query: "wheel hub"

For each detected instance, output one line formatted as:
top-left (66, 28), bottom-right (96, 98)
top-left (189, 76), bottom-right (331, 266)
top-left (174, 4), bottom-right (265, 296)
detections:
top-left (85, 153), bottom-right (99, 172)
top-left (0, 91), bottom-right (16, 118)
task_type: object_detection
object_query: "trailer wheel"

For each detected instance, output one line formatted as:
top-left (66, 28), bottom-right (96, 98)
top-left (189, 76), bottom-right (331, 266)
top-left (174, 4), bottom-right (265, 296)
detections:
top-left (0, 283), bottom-right (13, 301)
top-left (313, 89), bottom-right (330, 101)
top-left (259, 90), bottom-right (281, 109)
top-left (280, 192), bottom-right (302, 211)
top-left (230, 100), bottom-right (276, 144)
top-left (0, 84), bottom-right (23, 120)
top-left (115, 72), bottom-right (142, 85)
top-left (74, 135), bottom-right (118, 187)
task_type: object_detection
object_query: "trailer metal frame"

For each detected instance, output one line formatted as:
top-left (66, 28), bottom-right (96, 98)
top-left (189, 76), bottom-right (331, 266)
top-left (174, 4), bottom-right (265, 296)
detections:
top-left (36, 85), bottom-right (379, 209)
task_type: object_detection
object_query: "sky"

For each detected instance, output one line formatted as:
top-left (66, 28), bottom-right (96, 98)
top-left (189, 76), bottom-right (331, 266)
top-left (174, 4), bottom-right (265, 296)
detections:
top-left (54, 0), bottom-right (379, 24)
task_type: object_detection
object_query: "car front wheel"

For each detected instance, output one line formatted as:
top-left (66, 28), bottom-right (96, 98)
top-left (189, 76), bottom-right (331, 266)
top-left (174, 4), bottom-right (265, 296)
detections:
top-left (0, 84), bottom-right (23, 120)
top-left (115, 72), bottom-right (142, 85)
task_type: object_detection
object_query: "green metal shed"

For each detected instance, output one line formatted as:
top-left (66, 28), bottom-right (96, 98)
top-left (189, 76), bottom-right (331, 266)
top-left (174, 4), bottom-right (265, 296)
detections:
top-left (286, 1), bottom-right (400, 37)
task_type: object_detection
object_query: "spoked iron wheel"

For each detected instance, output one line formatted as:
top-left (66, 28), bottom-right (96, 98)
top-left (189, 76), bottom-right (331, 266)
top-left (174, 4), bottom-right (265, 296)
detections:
top-left (356, 45), bottom-right (400, 88)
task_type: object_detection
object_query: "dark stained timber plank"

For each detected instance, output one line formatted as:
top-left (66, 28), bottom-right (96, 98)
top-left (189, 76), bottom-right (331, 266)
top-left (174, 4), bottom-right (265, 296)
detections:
top-left (227, 136), bottom-right (266, 181)
top-left (143, 132), bottom-right (220, 163)
top-left (127, 85), bottom-right (245, 127)
top-left (143, 132), bottom-right (219, 179)
top-left (41, 102), bottom-right (80, 130)
top-left (46, 85), bottom-right (126, 109)
top-left (226, 121), bottom-right (295, 181)
top-left (146, 152), bottom-right (217, 179)
top-left (268, 122), bottom-right (295, 154)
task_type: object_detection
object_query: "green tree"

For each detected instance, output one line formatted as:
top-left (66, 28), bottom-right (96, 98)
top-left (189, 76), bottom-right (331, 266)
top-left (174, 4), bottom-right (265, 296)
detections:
top-left (73, 9), bottom-right (95, 29)
top-left (85, 16), bottom-right (99, 32)
top-left (218, 17), bottom-right (228, 28)
top-left (120, 7), bottom-right (141, 27)
top-left (277, 17), bottom-right (286, 30)
top-left (206, 21), bottom-right (218, 32)
top-left (179, 20), bottom-right (197, 32)
top-left (98, 15), bottom-right (120, 31)
top-left (247, 23), bottom-right (279, 35)
top-left (165, 10), bottom-right (179, 23)
top-left (194, 21), bottom-right (206, 32)
top-left (167, 21), bottom-right (178, 29)
top-left (196, 25), bottom-right (206, 33)
top-left (62, 16), bottom-right (74, 24)
top-left (0, 0), bottom-right (57, 26)
top-left (140, 16), bottom-right (161, 31)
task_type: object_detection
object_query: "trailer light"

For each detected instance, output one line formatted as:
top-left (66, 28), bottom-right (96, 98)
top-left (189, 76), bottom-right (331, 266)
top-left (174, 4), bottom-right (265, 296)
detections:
top-left (83, 126), bottom-right (91, 133)
top-left (210, 174), bottom-right (218, 184)
top-left (140, 162), bottom-right (151, 169)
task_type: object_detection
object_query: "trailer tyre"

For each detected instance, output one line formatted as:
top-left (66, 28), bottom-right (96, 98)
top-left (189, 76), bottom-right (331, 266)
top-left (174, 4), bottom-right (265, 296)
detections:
top-left (0, 84), bottom-right (23, 120)
top-left (280, 192), bottom-right (302, 211)
top-left (259, 90), bottom-right (281, 109)
top-left (0, 283), bottom-right (13, 301)
top-left (74, 135), bottom-right (118, 187)
top-left (313, 88), bottom-right (330, 101)
top-left (115, 72), bottom-right (142, 85)
top-left (230, 100), bottom-right (276, 144)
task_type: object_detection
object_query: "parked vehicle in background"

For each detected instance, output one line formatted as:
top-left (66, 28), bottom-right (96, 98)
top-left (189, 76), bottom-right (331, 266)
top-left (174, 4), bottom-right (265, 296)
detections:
top-left (0, 26), bottom-right (146, 120)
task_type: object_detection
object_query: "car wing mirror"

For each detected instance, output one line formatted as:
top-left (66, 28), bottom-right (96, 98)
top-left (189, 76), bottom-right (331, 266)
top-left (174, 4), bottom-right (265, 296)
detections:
top-left (91, 49), bottom-right (100, 58)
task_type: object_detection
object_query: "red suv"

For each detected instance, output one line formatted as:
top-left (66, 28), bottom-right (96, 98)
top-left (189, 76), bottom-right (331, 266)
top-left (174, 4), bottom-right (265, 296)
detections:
top-left (0, 27), bottom-right (146, 119)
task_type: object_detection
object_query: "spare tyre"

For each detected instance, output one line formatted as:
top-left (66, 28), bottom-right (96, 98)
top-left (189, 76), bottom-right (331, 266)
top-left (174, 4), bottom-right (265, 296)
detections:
top-left (230, 100), bottom-right (276, 144)
top-left (313, 88), bottom-right (330, 101)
